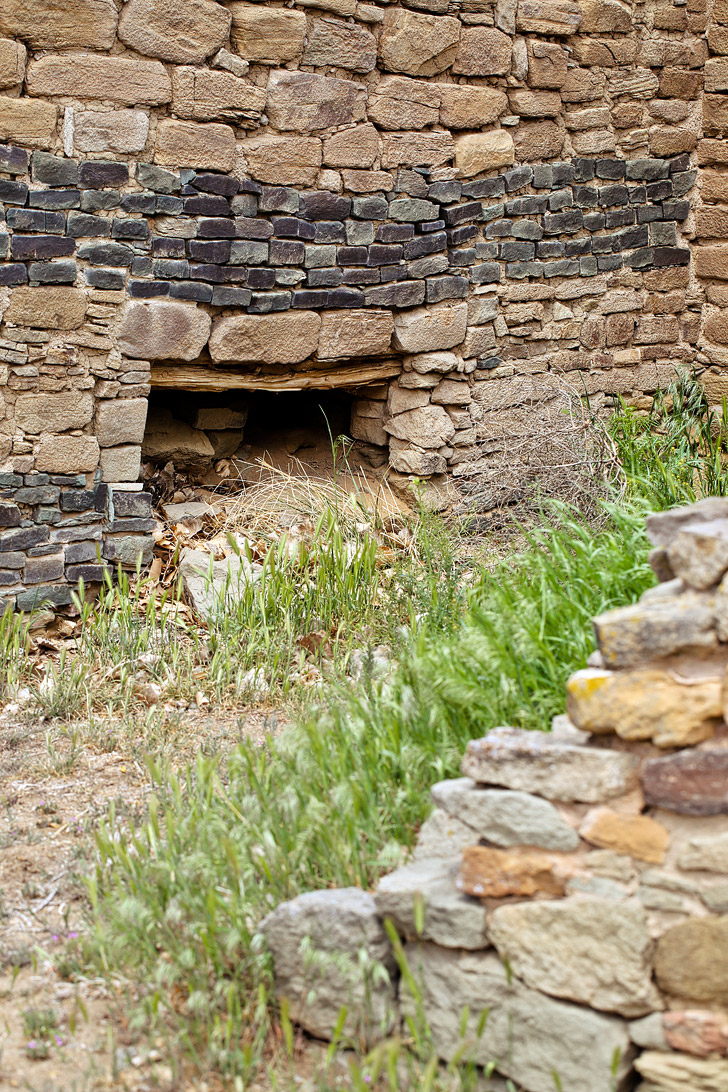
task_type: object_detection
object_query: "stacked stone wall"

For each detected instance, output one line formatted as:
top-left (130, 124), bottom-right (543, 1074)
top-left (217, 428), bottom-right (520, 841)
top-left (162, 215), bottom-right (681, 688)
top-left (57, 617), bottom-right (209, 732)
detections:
top-left (263, 499), bottom-right (728, 1092)
top-left (0, 0), bottom-right (719, 605)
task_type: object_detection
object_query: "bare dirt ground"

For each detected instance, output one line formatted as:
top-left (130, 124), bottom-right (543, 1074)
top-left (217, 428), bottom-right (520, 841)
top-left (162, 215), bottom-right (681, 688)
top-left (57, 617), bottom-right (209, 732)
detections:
top-left (0, 706), bottom-right (284, 1092)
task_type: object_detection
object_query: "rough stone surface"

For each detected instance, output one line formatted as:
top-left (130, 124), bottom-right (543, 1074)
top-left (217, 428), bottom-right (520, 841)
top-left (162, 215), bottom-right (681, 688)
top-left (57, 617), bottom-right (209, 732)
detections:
top-left (117, 302), bottom-right (212, 361)
top-left (142, 409), bottom-right (214, 462)
top-left (430, 778), bottom-right (580, 851)
top-left (454, 131), bottom-right (514, 177)
top-left (262, 888), bottom-right (397, 1043)
top-left (641, 750), bottom-right (728, 815)
top-left (662, 1010), bottom-right (728, 1057)
top-left (635, 1051), bottom-right (728, 1092)
top-left (368, 76), bottom-right (440, 130)
top-left (667, 520), bottom-right (728, 590)
top-left (95, 399), bottom-right (148, 448)
top-left (593, 590), bottom-right (719, 670)
top-left (154, 119), bottom-right (236, 171)
top-left (392, 302), bottom-right (467, 353)
top-left (461, 727), bottom-right (639, 803)
top-left (379, 10), bottom-right (460, 77)
top-left (26, 54), bottom-right (172, 106)
top-left (0, 38), bottom-right (27, 89)
top-left (171, 68), bottom-right (266, 124)
top-left (579, 808), bottom-right (670, 864)
top-left (647, 501), bottom-right (728, 548)
top-left (229, 3), bottom-right (306, 65)
top-left (180, 547), bottom-right (262, 621)
top-left (118, 0), bottom-right (231, 64)
top-left (655, 918), bottom-right (728, 1005)
top-left (266, 72), bottom-right (367, 133)
top-left (99, 446), bottom-right (142, 484)
top-left (488, 897), bottom-right (663, 1017)
top-left (457, 844), bottom-right (568, 898)
top-left (374, 859), bottom-right (489, 949)
top-left (384, 405), bottom-right (456, 448)
top-left (15, 392), bottom-right (94, 434)
top-left (516, 0), bottom-right (583, 35)
top-left (241, 134), bottom-right (321, 185)
top-left (5, 287), bottom-right (86, 330)
top-left (73, 109), bottom-right (149, 155)
top-left (0, 0), bottom-right (118, 51)
top-left (317, 310), bottom-right (393, 359)
top-left (439, 85), bottom-right (508, 129)
top-left (566, 664), bottom-right (723, 747)
top-left (209, 312), bottom-right (321, 365)
top-left (35, 434), bottom-right (99, 474)
top-left (678, 832), bottom-right (728, 873)
top-left (0, 95), bottom-right (56, 148)
top-left (403, 943), bottom-right (633, 1092)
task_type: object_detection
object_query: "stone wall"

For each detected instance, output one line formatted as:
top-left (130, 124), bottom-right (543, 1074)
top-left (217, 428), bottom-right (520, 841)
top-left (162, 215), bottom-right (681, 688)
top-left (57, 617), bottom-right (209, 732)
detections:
top-left (263, 499), bottom-right (728, 1092)
top-left (0, 0), bottom-right (719, 605)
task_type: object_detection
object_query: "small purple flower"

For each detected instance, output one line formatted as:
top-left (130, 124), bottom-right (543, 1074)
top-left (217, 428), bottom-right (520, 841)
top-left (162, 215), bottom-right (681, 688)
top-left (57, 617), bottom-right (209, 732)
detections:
top-left (52, 934), bottom-right (59, 941)
top-left (67, 931), bottom-right (79, 939)
top-left (28, 1040), bottom-right (36, 1049)
top-left (55, 1035), bottom-right (63, 1046)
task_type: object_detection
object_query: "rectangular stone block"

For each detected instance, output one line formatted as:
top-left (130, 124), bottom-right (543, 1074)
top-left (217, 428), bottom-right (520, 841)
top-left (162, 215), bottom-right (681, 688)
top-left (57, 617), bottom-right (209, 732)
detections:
top-left (0, 95), bottom-right (57, 148)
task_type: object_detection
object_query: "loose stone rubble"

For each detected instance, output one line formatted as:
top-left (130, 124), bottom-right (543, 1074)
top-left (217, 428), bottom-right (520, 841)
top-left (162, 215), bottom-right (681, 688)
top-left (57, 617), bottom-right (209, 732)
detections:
top-left (0, 0), bottom-right (724, 605)
top-left (263, 500), bottom-right (728, 1092)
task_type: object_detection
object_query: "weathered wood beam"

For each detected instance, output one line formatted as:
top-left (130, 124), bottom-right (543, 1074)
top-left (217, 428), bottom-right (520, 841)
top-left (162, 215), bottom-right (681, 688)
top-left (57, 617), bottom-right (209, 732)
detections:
top-left (150, 361), bottom-right (400, 392)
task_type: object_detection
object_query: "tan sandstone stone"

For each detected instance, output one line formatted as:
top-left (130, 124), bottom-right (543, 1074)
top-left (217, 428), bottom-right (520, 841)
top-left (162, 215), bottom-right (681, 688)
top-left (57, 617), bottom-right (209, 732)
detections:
top-left (241, 134), bottom-right (322, 185)
top-left (379, 9), bottom-right (460, 78)
top-left (74, 110), bottom-right (149, 156)
top-left (229, 3), bottom-right (306, 64)
top-left (393, 303), bottom-right (467, 353)
top-left (0, 38), bottom-right (26, 90)
top-left (209, 313), bottom-right (321, 366)
top-left (384, 405), bottom-right (456, 448)
top-left (580, 808), bottom-right (669, 863)
top-left (454, 130), bottom-right (514, 177)
top-left (655, 918), bottom-right (728, 1005)
top-left (155, 119), bottom-right (235, 172)
top-left (579, 0), bottom-right (631, 31)
top-left (489, 897), bottom-right (662, 1017)
top-left (119, 0), bottom-right (231, 64)
top-left (561, 67), bottom-right (606, 102)
top-left (16, 393), bottom-right (94, 435)
top-left (516, 0), bottom-right (583, 35)
top-left (514, 120), bottom-right (564, 160)
top-left (457, 845), bottom-right (569, 898)
top-left (509, 89), bottom-right (562, 117)
top-left (695, 246), bottom-right (728, 280)
top-left (678, 832), bottom-right (728, 873)
top-left (635, 1052), bottom-right (728, 1092)
top-left (323, 125), bottom-right (378, 168)
top-left (453, 28), bottom-right (512, 75)
top-left (27, 54), bottom-right (172, 107)
top-left (566, 665), bottom-right (722, 747)
top-left (0, 96), bottom-right (56, 149)
top-left (118, 302), bottom-right (212, 362)
top-left (705, 95), bottom-right (728, 135)
top-left (5, 287), bottom-right (87, 330)
top-left (171, 68), bottom-right (265, 125)
top-left (528, 41), bottom-right (568, 87)
top-left (266, 71), bottom-right (367, 133)
top-left (439, 85), bottom-right (508, 129)
top-left (0, 0), bottom-right (118, 51)
top-left (35, 434), bottom-right (100, 475)
top-left (381, 131), bottom-right (455, 169)
top-left (302, 17), bottom-right (376, 72)
top-left (317, 310), bottom-right (393, 359)
top-left (368, 76), bottom-right (441, 130)
top-left (696, 208), bottom-right (728, 239)
top-left (342, 169), bottom-right (394, 192)
top-left (95, 400), bottom-right (148, 448)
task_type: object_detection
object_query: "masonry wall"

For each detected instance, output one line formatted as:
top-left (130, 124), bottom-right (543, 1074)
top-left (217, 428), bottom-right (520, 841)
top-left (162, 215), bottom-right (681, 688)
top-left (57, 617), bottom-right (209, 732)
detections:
top-left (0, 0), bottom-right (718, 607)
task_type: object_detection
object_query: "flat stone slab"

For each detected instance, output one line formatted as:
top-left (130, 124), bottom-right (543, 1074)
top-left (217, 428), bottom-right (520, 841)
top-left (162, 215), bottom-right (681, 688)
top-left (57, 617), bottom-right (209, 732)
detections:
top-left (179, 547), bottom-right (261, 621)
top-left (461, 727), bottom-right (639, 803)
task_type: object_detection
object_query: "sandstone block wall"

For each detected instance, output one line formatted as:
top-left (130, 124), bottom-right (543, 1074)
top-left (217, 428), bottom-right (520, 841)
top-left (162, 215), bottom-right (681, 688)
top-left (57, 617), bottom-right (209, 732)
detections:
top-left (0, 0), bottom-right (723, 605)
top-left (263, 499), bottom-right (728, 1092)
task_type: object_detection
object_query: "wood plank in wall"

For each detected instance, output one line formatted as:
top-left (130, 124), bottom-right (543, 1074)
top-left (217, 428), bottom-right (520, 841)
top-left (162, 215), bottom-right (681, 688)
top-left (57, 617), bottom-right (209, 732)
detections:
top-left (150, 362), bottom-right (401, 392)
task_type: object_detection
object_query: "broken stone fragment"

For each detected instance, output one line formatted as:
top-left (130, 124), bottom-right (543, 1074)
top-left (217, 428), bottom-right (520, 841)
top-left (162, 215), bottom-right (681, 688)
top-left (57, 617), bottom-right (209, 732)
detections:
top-left (662, 1010), bottom-right (728, 1056)
top-left (592, 588), bottom-right (718, 670)
top-left (457, 844), bottom-right (570, 898)
top-left (646, 499), bottom-right (728, 548)
top-left (179, 547), bottom-right (262, 622)
top-left (462, 727), bottom-right (639, 803)
top-left (401, 942), bottom-right (633, 1092)
top-left (579, 808), bottom-right (669, 864)
top-left (261, 888), bottom-right (397, 1044)
top-left (678, 831), bottom-right (728, 873)
top-left (375, 858), bottom-right (489, 949)
top-left (566, 664), bottom-right (723, 747)
top-left (489, 897), bottom-right (663, 1017)
top-left (666, 519), bottom-right (728, 590)
top-left (142, 408), bottom-right (214, 463)
top-left (430, 777), bottom-right (579, 851)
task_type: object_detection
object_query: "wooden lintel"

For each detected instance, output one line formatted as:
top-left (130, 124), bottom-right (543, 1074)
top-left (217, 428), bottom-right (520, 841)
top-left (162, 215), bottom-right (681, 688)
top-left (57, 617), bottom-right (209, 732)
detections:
top-left (150, 361), bottom-right (401, 392)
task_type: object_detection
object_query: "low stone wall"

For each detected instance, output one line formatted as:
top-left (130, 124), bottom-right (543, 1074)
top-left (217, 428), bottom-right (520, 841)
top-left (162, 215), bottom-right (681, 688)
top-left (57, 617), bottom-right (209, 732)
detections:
top-left (263, 498), bottom-right (728, 1092)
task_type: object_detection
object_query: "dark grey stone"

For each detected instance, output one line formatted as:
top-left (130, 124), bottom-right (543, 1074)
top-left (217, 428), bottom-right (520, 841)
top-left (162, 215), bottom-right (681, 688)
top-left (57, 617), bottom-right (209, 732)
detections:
top-left (544, 258), bottom-right (579, 278)
top-left (543, 209), bottom-right (583, 235)
top-left (538, 240), bottom-right (565, 258)
top-left (16, 585), bottom-right (75, 609)
top-left (188, 239), bottom-right (230, 262)
top-left (131, 256), bottom-right (153, 276)
top-left (389, 197), bottom-right (439, 222)
top-left (0, 503), bottom-right (21, 528)
top-left (0, 263), bottom-right (28, 286)
top-left (552, 163), bottom-right (576, 186)
top-left (28, 259), bottom-right (77, 284)
top-left (605, 208), bottom-right (635, 228)
top-left (0, 143), bottom-right (29, 175)
top-left (80, 161), bottom-right (129, 189)
top-left (462, 178), bottom-right (505, 199)
top-left (314, 221), bottom-right (346, 243)
top-left (259, 186), bottom-right (299, 213)
top-left (548, 188), bottom-right (573, 211)
top-left (85, 267), bottom-right (125, 290)
top-left (447, 224), bottom-right (478, 245)
top-left (189, 262), bottom-right (226, 282)
top-left (573, 186), bottom-right (598, 208)
top-left (532, 165), bottom-right (553, 189)
top-left (136, 162), bottom-right (180, 193)
top-left (28, 189), bottom-right (80, 210)
top-left (653, 246), bottom-right (690, 266)
top-left (169, 280), bottom-right (213, 302)
top-left (271, 216), bottom-right (315, 240)
top-left (234, 216), bottom-right (273, 240)
top-left (153, 237), bottom-right (185, 258)
top-left (345, 220), bottom-right (374, 246)
top-left (338, 245), bottom-right (368, 266)
top-left (78, 240), bottom-right (134, 267)
top-left (626, 158), bottom-right (669, 181)
top-left (211, 286), bottom-right (251, 307)
top-left (426, 274), bottom-right (468, 302)
top-left (571, 159), bottom-right (595, 182)
top-left (184, 194), bottom-right (230, 216)
top-left (513, 220), bottom-right (543, 241)
top-left (428, 181), bottom-right (461, 203)
top-left (300, 192), bottom-right (352, 220)
top-left (447, 247), bottom-right (476, 266)
top-left (197, 217), bottom-right (234, 238)
top-left (66, 211), bottom-right (111, 238)
top-left (368, 243), bottom-right (403, 265)
top-left (499, 240), bottom-right (535, 260)
top-left (153, 259), bottom-right (189, 279)
top-left (629, 185), bottom-right (647, 205)
top-left (129, 280), bottom-right (170, 298)
top-left (505, 260), bottom-right (545, 279)
top-left (307, 267), bottom-right (343, 287)
top-left (662, 199), bottom-right (689, 221)
top-left (80, 189), bottom-right (120, 212)
top-left (343, 268), bottom-right (380, 285)
top-left (564, 237), bottom-right (591, 256)
top-left (637, 205), bottom-right (662, 223)
top-left (442, 200), bottom-right (482, 226)
top-left (122, 192), bottom-right (157, 214)
top-left (582, 212), bottom-right (605, 231)
top-left (156, 195), bottom-right (184, 215)
top-left (364, 281), bottom-right (424, 307)
top-left (597, 184), bottom-right (629, 207)
top-left (0, 178), bottom-right (28, 204)
top-left (352, 196), bottom-right (388, 220)
top-left (626, 246), bottom-right (654, 268)
top-left (32, 151), bottom-right (78, 187)
top-left (470, 262), bottom-right (501, 284)
top-left (246, 267), bottom-right (275, 288)
top-left (231, 193), bottom-right (258, 217)
top-left (376, 223), bottom-right (413, 243)
top-left (193, 172), bottom-right (239, 196)
top-left (595, 158), bottom-right (626, 180)
top-left (407, 254), bottom-right (447, 278)
top-left (112, 218), bottom-right (150, 241)
top-left (230, 239), bottom-right (268, 264)
top-left (0, 526), bottom-right (50, 552)
top-left (505, 196), bottom-right (545, 216)
top-left (597, 254), bottom-right (623, 271)
top-left (248, 291), bottom-right (292, 313)
top-left (646, 180), bottom-right (673, 201)
top-left (403, 231), bottom-right (447, 260)
top-left (11, 235), bottom-right (75, 259)
top-left (270, 238), bottom-right (305, 264)
top-left (672, 170), bottom-right (697, 197)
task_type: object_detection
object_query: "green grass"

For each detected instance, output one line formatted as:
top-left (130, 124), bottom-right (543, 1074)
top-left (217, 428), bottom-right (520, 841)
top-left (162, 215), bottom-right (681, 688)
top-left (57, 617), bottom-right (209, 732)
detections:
top-left (14, 372), bottom-right (728, 1083)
